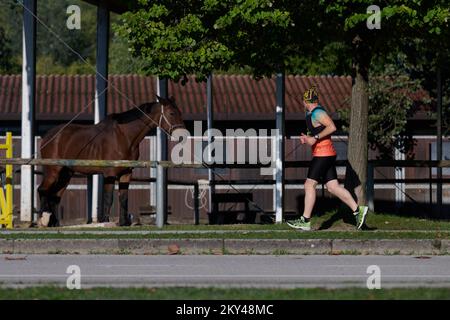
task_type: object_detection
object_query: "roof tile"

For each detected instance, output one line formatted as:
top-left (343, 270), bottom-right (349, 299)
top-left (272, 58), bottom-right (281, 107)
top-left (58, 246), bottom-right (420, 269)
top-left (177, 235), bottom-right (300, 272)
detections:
top-left (0, 74), bottom-right (353, 121)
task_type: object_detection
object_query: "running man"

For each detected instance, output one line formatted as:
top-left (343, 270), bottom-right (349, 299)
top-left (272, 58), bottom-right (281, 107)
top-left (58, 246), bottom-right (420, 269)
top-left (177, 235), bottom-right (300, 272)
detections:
top-left (287, 86), bottom-right (368, 231)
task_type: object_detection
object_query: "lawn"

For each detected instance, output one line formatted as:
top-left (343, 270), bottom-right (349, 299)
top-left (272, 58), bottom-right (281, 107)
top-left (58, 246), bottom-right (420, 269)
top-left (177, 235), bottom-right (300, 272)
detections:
top-left (0, 286), bottom-right (449, 300)
top-left (2, 211), bottom-right (450, 240)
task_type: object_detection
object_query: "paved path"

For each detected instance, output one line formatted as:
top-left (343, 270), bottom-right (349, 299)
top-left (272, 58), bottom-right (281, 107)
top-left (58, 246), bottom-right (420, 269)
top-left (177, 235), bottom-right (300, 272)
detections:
top-left (1, 254), bottom-right (450, 288)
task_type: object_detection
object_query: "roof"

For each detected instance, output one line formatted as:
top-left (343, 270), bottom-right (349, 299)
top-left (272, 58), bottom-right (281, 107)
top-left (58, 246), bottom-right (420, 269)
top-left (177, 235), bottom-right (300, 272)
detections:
top-left (0, 74), bottom-right (352, 122)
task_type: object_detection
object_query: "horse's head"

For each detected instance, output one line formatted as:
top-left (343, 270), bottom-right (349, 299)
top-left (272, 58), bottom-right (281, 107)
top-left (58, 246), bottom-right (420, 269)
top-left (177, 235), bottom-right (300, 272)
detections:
top-left (155, 95), bottom-right (185, 134)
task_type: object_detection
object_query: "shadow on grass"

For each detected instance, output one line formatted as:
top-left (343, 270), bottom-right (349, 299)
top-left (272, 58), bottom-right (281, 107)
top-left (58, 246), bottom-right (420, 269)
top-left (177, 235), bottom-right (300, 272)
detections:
top-left (316, 207), bottom-right (378, 231)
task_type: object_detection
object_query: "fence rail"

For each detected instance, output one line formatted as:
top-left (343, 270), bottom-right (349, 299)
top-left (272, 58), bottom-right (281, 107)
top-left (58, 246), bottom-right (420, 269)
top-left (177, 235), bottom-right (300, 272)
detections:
top-left (0, 158), bottom-right (204, 168)
top-left (0, 132), bottom-right (13, 229)
top-left (1, 157), bottom-right (448, 224)
top-left (2, 158), bottom-right (449, 169)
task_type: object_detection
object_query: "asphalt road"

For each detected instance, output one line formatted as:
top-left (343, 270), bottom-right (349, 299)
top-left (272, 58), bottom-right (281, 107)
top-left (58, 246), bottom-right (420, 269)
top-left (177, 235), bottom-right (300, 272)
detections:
top-left (1, 254), bottom-right (450, 288)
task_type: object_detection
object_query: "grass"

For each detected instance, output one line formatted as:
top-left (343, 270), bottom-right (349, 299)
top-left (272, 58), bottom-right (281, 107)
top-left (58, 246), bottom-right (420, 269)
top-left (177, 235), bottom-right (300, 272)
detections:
top-left (1, 230), bottom-right (450, 240)
top-left (11, 210), bottom-right (450, 231)
top-left (2, 211), bottom-right (450, 240)
top-left (1, 286), bottom-right (450, 300)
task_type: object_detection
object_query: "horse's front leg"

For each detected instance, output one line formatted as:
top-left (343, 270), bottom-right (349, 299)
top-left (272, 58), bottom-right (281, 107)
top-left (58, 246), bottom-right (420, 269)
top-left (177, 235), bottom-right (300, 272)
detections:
top-left (99, 176), bottom-right (116, 223)
top-left (118, 172), bottom-right (132, 226)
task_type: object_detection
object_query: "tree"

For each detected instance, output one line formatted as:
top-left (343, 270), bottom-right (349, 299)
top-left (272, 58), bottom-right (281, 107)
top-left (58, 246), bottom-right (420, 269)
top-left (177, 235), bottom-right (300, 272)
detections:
top-left (115, 0), bottom-right (300, 82)
top-left (317, 1), bottom-right (450, 204)
top-left (338, 63), bottom-right (430, 159)
top-left (0, 25), bottom-right (19, 73)
top-left (0, 0), bottom-right (145, 75)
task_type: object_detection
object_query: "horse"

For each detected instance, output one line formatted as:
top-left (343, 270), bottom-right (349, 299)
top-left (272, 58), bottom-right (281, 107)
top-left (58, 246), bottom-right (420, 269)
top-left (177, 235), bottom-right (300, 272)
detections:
top-left (37, 95), bottom-right (185, 227)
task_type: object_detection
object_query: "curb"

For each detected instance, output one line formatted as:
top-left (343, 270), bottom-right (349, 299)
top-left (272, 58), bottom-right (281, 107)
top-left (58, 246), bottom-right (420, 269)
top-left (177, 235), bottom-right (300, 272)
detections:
top-left (1, 238), bottom-right (449, 255)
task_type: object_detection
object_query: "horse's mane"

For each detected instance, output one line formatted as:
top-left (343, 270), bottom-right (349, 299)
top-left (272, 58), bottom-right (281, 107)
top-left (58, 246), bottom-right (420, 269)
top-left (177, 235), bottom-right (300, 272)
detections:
top-left (111, 102), bottom-right (158, 124)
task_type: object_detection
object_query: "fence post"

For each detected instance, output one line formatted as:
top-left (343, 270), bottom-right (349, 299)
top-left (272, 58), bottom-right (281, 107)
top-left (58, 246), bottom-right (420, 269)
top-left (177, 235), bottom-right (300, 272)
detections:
top-left (367, 162), bottom-right (374, 212)
top-left (0, 132), bottom-right (13, 228)
top-left (275, 73), bottom-right (285, 224)
top-left (194, 182), bottom-right (200, 225)
top-left (156, 77), bottom-right (168, 228)
top-left (429, 143), bottom-right (433, 211)
top-left (436, 67), bottom-right (443, 217)
top-left (92, 3), bottom-right (110, 223)
top-left (20, 0), bottom-right (36, 223)
top-left (206, 73), bottom-right (215, 217)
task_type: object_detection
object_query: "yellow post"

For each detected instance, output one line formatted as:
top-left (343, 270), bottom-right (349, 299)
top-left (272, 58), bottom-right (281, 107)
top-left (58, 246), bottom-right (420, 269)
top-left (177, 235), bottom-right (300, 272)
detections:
top-left (0, 132), bottom-right (13, 229)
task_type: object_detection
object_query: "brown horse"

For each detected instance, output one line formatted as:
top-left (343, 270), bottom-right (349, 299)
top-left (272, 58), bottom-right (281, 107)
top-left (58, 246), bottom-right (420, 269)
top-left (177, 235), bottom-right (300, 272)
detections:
top-left (38, 96), bottom-right (185, 227)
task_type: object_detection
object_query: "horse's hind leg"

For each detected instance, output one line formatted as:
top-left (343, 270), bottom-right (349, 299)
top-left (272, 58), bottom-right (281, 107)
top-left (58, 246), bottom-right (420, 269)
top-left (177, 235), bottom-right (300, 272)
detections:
top-left (99, 176), bottom-right (116, 223)
top-left (38, 166), bottom-right (62, 227)
top-left (47, 167), bottom-right (73, 227)
top-left (118, 172), bottom-right (132, 226)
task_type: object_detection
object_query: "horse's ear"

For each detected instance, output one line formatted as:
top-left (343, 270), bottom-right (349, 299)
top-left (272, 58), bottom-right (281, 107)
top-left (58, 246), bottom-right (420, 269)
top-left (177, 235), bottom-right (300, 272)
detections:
top-left (169, 95), bottom-right (175, 103)
top-left (156, 95), bottom-right (171, 105)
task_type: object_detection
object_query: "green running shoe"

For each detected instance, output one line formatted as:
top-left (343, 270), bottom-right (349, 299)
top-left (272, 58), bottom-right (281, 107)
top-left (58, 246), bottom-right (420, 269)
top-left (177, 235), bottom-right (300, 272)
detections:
top-left (355, 206), bottom-right (369, 229)
top-left (286, 216), bottom-right (311, 231)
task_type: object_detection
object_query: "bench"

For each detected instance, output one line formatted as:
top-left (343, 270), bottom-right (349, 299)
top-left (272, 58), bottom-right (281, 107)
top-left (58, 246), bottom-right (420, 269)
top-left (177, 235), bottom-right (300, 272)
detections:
top-left (209, 193), bottom-right (258, 224)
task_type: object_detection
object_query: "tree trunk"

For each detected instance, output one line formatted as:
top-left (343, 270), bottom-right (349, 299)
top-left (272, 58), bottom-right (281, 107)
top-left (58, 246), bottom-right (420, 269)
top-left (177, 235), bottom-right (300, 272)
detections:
top-left (345, 35), bottom-right (370, 205)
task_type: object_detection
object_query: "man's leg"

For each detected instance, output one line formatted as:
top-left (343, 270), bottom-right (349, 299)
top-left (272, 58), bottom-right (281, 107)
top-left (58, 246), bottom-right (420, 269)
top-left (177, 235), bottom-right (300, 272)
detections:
top-left (287, 157), bottom-right (322, 231)
top-left (325, 179), bottom-right (358, 212)
top-left (326, 179), bottom-right (368, 229)
top-left (303, 178), bottom-right (318, 219)
top-left (286, 178), bottom-right (317, 230)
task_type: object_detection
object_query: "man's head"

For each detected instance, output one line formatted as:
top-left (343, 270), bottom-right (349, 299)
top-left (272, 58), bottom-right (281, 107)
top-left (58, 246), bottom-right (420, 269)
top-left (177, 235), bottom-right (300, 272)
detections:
top-left (303, 85), bottom-right (319, 111)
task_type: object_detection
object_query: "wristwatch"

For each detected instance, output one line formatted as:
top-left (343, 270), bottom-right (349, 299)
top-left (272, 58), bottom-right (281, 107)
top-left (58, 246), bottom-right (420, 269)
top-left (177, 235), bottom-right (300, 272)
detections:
top-left (314, 134), bottom-right (320, 140)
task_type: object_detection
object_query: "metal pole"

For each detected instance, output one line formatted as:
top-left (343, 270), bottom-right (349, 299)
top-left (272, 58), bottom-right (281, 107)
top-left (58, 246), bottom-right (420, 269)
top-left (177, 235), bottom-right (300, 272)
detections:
top-left (33, 136), bottom-right (38, 222)
top-left (436, 67), bottom-right (443, 217)
top-left (275, 73), bottom-right (285, 223)
top-left (367, 162), bottom-right (374, 212)
top-left (92, 3), bottom-right (109, 223)
top-left (207, 73), bottom-right (215, 217)
top-left (20, 0), bottom-right (36, 223)
top-left (87, 176), bottom-right (93, 223)
top-left (394, 146), bottom-right (405, 212)
top-left (156, 78), bottom-right (168, 228)
top-left (194, 182), bottom-right (200, 225)
top-left (429, 143), bottom-right (433, 211)
top-left (149, 136), bottom-right (157, 208)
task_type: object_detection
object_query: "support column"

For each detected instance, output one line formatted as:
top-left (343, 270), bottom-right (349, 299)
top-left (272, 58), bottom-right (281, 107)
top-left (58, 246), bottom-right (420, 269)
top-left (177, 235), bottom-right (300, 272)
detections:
top-left (20, 0), bottom-right (36, 223)
top-left (206, 74), bottom-right (215, 215)
top-left (91, 3), bottom-right (109, 223)
top-left (394, 147), bottom-right (405, 211)
top-left (149, 136), bottom-right (157, 208)
top-left (275, 73), bottom-right (285, 223)
top-left (367, 163), bottom-right (375, 212)
top-left (156, 78), bottom-right (168, 228)
top-left (436, 67), bottom-right (443, 217)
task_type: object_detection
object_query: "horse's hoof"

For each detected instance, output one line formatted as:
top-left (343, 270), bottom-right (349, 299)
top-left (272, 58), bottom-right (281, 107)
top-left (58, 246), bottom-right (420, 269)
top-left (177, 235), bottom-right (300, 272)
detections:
top-left (98, 216), bottom-right (110, 223)
top-left (38, 212), bottom-right (52, 227)
top-left (49, 217), bottom-right (60, 227)
top-left (119, 218), bottom-right (132, 227)
top-left (131, 215), bottom-right (141, 226)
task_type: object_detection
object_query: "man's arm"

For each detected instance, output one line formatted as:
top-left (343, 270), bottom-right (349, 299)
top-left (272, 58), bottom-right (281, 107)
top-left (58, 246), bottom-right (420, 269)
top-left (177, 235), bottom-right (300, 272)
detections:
top-left (313, 110), bottom-right (336, 139)
top-left (301, 110), bottom-right (336, 146)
